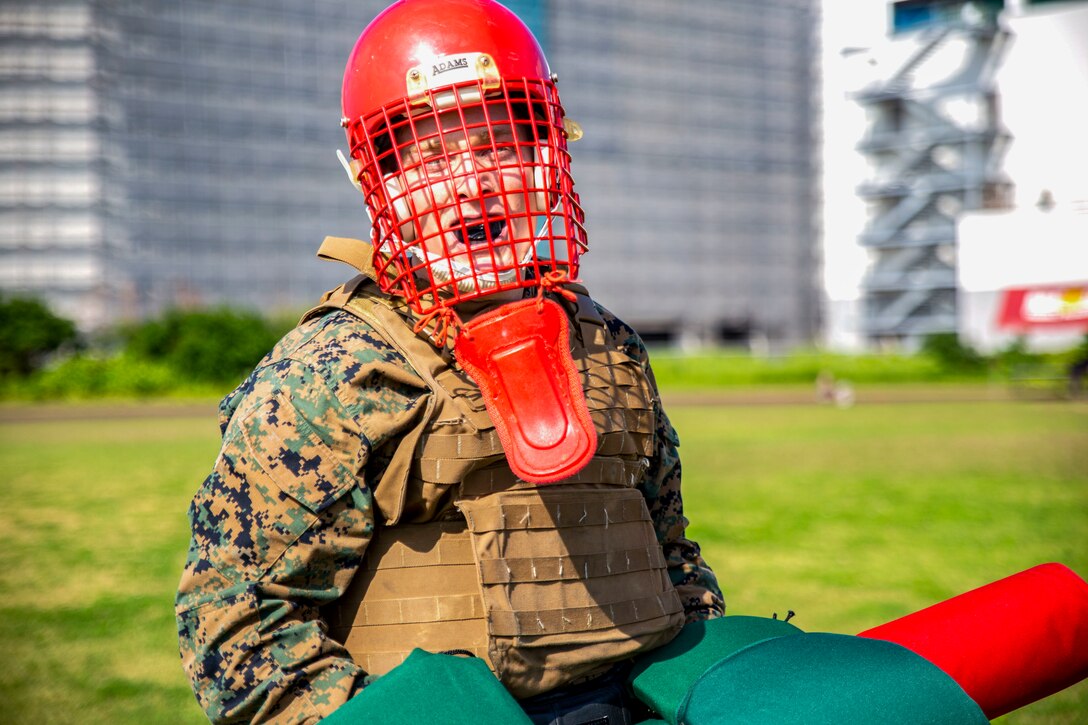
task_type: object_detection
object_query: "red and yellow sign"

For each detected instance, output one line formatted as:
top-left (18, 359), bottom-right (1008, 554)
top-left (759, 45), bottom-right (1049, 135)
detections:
top-left (997, 284), bottom-right (1088, 330)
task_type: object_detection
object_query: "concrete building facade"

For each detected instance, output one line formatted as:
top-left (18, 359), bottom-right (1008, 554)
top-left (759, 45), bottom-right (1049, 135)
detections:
top-left (1, 0), bottom-right (820, 347)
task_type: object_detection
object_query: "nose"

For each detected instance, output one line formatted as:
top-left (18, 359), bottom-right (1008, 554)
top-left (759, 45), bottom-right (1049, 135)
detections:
top-left (450, 151), bottom-right (494, 198)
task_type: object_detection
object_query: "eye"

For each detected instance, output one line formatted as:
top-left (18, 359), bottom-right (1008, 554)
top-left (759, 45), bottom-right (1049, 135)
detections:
top-left (421, 152), bottom-right (449, 175)
top-left (476, 145), bottom-right (517, 166)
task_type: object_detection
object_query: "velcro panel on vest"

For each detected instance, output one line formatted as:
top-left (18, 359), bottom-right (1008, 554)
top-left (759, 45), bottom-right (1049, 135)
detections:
top-left (458, 485), bottom-right (685, 697)
top-left (460, 457), bottom-right (650, 497)
top-left (324, 521), bottom-right (492, 676)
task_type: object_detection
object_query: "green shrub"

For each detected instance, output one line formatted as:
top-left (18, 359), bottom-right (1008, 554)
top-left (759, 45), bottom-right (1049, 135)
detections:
top-left (648, 350), bottom-right (947, 389)
top-left (920, 333), bottom-right (988, 375)
top-left (0, 294), bottom-right (79, 377)
top-left (1057, 334), bottom-right (1088, 368)
top-left (15, 355), bottom-right (179, 400)
top-left (121, 308), bottom-right (291, 384)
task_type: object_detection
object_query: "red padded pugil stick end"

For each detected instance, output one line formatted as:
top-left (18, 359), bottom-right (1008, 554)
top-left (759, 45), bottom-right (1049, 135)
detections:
top-left (859, 563), bottom-right (1088, 719)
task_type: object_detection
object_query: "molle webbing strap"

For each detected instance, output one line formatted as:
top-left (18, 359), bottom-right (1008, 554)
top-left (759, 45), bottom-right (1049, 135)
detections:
top-left (432, 367), bottom-right (493, 428)
top-left (344, 594), bottom-right (484, 628)
top-left (454, 298), bottom-right (597, 484)
top-left (461, 489), bottom-right (651, 533)
top-left (490, 593), bottom-right (682, 638)
top-left (315, 277), bottom-right (654, 502)
top-left (569, 286), bottom-right (609, 351)
top-left (580, 365), bottom-right (647, 391)
top-left (593, 412), bottom-right (654, 457)
top-left (413, 455), bottom-right (503, 487)
top-left (571, 344), bottom-right (655, 458)
top-left (578, 357), bottom-right (652, 399)
top-left (477, 545), bottom-right (667, 585)
top-left (417, 428), bottom-right (504, 461)
top-left (359, 520), bottom-right (474, 570)
top-left (404, 336), bottom-right (657, 493)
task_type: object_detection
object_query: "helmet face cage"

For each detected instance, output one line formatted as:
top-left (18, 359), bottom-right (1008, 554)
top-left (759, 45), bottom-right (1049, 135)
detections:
top-left (347, 77), bottom-right (587, 314)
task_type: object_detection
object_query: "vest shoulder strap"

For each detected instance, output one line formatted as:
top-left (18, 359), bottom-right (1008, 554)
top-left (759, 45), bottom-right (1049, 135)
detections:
top-left (321, 286), bottom-right (463, 526)
top-left (317, 235), bottom-right (378, 278)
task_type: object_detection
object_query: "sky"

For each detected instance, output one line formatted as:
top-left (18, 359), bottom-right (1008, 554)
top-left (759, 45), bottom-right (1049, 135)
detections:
top-left (819, 2), bottom-right (887, 302)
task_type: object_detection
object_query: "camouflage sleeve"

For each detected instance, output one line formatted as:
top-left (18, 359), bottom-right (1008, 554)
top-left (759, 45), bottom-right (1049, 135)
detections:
top-left (596, 304), bottom-right (726, 622)
top-left (176, 312), bottom-right (427, 724)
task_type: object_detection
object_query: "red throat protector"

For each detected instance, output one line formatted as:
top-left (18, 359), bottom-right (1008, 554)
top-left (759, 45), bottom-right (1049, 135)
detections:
top-left (455, 298), bottom-right (596, 483)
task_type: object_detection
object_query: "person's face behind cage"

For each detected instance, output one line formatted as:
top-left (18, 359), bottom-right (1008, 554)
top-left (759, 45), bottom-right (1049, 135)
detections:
top-left (354, 79), bottom-right (585, 313)
top-left (391, 100), bottom-right (537, 293)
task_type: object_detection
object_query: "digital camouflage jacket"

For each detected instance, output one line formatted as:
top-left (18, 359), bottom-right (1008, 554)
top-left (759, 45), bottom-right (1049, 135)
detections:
top-left (176, 292), bottom-right (724, 724)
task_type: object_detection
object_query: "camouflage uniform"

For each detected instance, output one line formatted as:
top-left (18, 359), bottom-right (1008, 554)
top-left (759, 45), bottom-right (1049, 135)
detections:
top-left (176, 290), bottom-right (724, 724)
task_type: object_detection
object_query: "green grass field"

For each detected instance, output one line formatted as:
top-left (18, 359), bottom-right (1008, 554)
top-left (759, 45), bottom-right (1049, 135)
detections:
top-left (1, 394), bottom-right (1085, 723)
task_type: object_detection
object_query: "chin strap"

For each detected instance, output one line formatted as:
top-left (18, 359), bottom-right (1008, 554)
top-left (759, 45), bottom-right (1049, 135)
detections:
top-left (413, 305), bottom-right (462, 348)
top-left (536, 269), bottom-right (579, 309)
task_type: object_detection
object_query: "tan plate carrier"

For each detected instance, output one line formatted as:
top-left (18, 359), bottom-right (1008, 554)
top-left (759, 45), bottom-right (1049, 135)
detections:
top-left (311, 239), bottom-right (685, 698)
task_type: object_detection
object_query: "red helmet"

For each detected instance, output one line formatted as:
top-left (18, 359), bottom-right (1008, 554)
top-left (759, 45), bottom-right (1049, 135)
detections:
top-left (341, 0), bottom-right (587, 318)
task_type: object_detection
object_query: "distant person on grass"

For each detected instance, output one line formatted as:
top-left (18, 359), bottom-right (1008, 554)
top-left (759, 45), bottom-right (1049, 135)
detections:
top-left (175, 1), bottom-right (722, 723)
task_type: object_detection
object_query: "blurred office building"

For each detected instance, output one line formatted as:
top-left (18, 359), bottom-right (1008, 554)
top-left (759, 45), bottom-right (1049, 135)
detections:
top-left (0, 1), bottom-right (366, 330)
top-left (846, 0), bottom-right (1087, 349)
top-left (1, 0), bottom-right (820, 347)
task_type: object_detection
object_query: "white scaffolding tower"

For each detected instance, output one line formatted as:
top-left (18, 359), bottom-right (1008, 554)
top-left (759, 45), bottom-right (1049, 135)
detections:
top-left (853, 4), bottom-right (1012, 347)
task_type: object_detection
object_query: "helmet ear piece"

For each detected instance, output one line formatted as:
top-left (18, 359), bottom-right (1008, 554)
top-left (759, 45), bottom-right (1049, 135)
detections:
top-left (339, 149), bottom-right (417, 243)
top-left (384, 175), bottom-right (416, 242)
top-left (337, 149), bottom-right (365, 194)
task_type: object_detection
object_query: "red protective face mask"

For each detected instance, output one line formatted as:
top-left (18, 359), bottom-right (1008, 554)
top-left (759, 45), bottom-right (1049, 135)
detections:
top-left (341, 0), bottom-right (586, 317)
